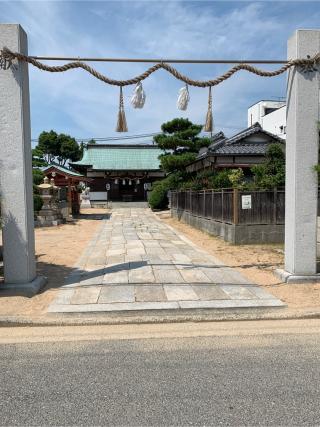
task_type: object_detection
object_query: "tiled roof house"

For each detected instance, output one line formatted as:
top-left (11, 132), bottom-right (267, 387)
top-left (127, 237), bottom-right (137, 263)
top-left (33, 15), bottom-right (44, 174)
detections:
top-left (186, 123), bottom-right (284, 173)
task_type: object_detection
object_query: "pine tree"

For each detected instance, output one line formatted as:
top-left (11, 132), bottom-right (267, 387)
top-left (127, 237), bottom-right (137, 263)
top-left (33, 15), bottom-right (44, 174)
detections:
top-left (154, 118), bottom-right (211, 173)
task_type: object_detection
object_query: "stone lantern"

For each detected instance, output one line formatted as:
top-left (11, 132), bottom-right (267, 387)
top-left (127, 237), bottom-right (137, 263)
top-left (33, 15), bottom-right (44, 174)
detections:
top-left (80, 184), bottom-right (91, 209)
top-left (37, 177), bottom-right (63, 227)
top-left (49, 178), bottom-right (60, 211)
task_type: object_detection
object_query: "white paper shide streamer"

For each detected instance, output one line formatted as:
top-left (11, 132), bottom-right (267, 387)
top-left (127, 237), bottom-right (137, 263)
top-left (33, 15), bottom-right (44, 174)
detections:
top-left (130, 81), bottom-right (146, 108)
top-left (177, 84), bottom-right (190, 111)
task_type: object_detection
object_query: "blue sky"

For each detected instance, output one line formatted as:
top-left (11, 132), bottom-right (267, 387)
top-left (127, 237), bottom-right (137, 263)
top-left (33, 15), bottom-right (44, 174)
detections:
top-left (1, 1), bottom-right (320, 142)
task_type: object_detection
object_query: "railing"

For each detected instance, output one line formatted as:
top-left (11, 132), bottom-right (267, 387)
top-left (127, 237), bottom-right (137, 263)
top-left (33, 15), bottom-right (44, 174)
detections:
top-left (170, 188), bottom-right (285, 225)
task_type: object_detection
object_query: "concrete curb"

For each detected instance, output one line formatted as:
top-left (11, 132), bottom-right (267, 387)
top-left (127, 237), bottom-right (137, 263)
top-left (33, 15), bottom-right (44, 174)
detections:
top-left (1, 307), bottom-right (320, 327)
top-left (275, 268), bottom-right (320, 283)
top-left (0, 275), bottom-right (47, 297)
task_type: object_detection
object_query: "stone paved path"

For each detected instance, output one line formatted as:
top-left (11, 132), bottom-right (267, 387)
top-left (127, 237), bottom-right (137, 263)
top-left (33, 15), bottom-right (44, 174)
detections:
top-left (48, 208), bottom-right (285, 313)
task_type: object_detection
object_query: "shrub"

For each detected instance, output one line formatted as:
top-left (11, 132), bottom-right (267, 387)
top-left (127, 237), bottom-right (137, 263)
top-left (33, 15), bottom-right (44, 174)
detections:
top-left (32, 168), bottom-right (44, 185)
top-left (178, 169), bottom-right (232, 191)
top-left (148, 183), bottom-right (169, 210)
top-left (32, 169), bottom-right (44, 214)
top-left (208, 169), bottom-right (232, 189)
top-left (180, 179), bottom-right (203, 191)
top-left (148, 173), bottom-right (183, 210)
top-left (33, 194), bottom-right (43, 213)
top-left (228, 168), bottom-right (245, 189)
top-left (251, 143), bottom-right (285, 189)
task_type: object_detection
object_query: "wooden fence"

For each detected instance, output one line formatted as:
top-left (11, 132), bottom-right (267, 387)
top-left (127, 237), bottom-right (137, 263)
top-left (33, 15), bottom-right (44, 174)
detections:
top-left (170, 189), bottom-right (286, 225)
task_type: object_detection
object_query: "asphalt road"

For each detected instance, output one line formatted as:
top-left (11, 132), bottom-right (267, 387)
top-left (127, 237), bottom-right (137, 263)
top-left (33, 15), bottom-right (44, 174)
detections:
top-left (1, 320), bottom-right (320, 426)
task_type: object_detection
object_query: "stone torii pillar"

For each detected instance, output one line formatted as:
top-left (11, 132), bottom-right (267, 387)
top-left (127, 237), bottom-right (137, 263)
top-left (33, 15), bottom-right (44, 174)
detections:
top-left (277, 30), bottom-right (320, 282)
top-left (0, 24), bottom-right (45, 295)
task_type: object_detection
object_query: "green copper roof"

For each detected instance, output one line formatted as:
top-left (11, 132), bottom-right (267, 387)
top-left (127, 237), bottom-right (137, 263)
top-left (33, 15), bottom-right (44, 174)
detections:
top-left (72, 144), bottom-right (162, 171)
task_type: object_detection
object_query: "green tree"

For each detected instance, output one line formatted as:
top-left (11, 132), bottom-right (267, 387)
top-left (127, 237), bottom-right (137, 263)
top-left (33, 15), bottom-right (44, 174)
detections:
top-left (154, 118), bottom-right (211, 174)
top-left (251, 144), bottom-right (285, 189)
top-left (149, 118), bottom-right (211, 208)
top-left (34, 130), bottom-right (81, 166)
top-left (37, 130), bottom-right (59, 164)
top-left (58, 134), bottom-right (81, 165)
top-left (159, 152), bottom-right (197, 174)
top-left (32, 147), bottom-right (48, 168)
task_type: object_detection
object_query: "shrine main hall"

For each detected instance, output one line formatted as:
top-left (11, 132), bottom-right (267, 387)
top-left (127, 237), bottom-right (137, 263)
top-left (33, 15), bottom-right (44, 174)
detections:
top-left (71, 143), bottom-right (165, 203)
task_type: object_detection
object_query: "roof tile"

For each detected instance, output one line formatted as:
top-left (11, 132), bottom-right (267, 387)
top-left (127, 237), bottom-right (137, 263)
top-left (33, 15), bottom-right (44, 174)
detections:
top-left (215, 144), bottom-right (270, 155)
top-left (43, 164), bottom-right (84, 177)
top-left (72, 145), bottom-right (162, 171)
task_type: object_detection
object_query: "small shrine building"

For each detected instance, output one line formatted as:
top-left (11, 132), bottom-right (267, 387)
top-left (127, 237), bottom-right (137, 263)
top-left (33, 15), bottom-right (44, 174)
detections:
top-left (71, 144), bottom-right (165, 202)
top-left (43, 164), bottom-right (88, 214)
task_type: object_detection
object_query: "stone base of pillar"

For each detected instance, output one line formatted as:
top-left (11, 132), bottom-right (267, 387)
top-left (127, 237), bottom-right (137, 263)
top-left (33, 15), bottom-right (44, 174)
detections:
top-left (1, 275), bottom-right (47, 297)
top-left (37, 209), bottom-right (63, 227)
top-left (80, 199), bottom-right (91, 209)
top-left (275, 269), bottom-right (320, 283)
top-left (36, 218), bottom-right (63, 227)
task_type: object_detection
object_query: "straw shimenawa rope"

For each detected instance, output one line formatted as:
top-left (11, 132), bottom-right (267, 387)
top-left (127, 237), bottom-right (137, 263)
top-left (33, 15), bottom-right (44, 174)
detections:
top-left (204, 86), bottom-right (213, 132)
top-left (1, 47), bottom-right (320, 88)
top-left (116, 86), bottom-right (128, 132)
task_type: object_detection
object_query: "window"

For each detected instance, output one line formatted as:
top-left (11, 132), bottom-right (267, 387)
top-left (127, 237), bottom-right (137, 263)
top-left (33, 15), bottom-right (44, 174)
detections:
top-left (264, 107), bottom-right (277, 115)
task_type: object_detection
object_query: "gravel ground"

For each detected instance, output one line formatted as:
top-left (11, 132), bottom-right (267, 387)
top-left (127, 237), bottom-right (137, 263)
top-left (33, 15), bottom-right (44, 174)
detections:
top-left (0, 209), bottom-right (106, 316)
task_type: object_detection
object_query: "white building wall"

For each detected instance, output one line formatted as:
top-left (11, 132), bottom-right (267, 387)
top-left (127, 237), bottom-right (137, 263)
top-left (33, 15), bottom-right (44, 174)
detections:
top-left (261, 105), bottom-right (286, 137)
top-left (248, 100), bottom-right (286, 139)
top-left (90, 191), bottom-right (108, 201)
